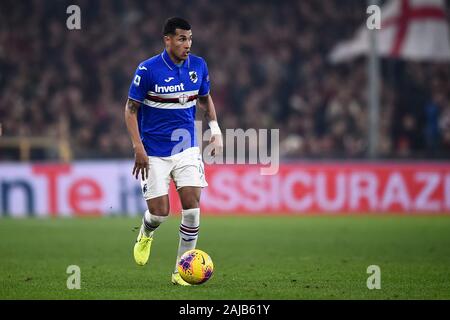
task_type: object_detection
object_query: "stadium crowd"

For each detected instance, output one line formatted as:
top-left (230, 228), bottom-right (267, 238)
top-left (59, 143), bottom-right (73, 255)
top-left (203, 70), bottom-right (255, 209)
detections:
top-left (1, 0), bottom-right (449, 160)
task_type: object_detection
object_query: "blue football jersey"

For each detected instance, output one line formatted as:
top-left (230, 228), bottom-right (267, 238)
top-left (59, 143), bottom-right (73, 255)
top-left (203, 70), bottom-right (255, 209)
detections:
top-left (128, 49), bottom-right (210, 157)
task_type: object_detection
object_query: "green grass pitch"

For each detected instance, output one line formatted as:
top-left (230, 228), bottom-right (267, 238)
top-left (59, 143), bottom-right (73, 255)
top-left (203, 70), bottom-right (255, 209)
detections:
top-left (1, 215), bottom-right (450, 299)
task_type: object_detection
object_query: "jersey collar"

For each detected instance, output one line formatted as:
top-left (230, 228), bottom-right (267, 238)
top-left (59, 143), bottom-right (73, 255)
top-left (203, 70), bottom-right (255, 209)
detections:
top-left (161, 49), bottom-right (190, 70)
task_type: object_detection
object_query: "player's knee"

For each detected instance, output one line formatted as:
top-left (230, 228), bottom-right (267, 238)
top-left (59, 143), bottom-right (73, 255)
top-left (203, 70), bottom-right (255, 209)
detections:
top-left (147, 199), bottom-right (170, 216)
top-left (181, 196), bottom-right (200, 210)
top-left (179, 187), bottom-right (201, 210)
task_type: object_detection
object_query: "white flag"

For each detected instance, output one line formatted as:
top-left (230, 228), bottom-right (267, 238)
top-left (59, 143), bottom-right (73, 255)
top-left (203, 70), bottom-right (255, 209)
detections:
top-left (329, 0), bottom-right (450, 63)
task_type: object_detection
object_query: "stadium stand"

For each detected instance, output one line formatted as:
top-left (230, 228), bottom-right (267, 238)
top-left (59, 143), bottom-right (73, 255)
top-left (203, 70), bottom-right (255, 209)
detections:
top-left (0, 0), bottom-right (449, 160)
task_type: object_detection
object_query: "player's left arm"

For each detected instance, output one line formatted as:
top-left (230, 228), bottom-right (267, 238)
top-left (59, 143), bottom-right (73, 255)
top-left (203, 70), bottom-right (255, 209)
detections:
top-left (198, 94), bottom-right (223, 156)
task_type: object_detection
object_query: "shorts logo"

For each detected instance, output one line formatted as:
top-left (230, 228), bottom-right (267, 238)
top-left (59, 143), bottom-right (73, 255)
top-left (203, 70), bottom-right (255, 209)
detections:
top-left (142, 183), bottom-right (148, 194)
top-left (189, 71), bottom-right (198, 84)
top-left (198, 156), bottom-right (205, 180)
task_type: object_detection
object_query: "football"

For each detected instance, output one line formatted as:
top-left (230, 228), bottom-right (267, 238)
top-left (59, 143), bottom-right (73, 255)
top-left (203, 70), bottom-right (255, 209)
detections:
top-left (177, 249), bottom-right (214, 285)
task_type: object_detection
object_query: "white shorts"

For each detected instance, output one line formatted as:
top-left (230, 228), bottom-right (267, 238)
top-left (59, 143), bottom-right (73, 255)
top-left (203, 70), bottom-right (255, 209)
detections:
top-left (140, 147), bottom-right (208, 200)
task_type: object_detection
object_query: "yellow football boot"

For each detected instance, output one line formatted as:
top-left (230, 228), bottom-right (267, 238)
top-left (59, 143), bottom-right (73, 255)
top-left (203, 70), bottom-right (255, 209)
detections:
top-left (133, 230), bottom-right (153, 266)
top-left (171, 272), bottom-right (192, 286)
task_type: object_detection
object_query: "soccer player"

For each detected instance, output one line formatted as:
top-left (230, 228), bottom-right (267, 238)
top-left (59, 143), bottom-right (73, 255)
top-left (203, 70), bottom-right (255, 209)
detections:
top-left (124, 17), bottom-right (223, 286)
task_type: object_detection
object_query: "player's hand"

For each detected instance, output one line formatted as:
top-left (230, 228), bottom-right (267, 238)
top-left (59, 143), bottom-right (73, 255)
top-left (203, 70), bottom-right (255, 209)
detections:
top-left (132, 145), bottom-right (149, 180)
top-left (209, 133), bottom-right (223, 157)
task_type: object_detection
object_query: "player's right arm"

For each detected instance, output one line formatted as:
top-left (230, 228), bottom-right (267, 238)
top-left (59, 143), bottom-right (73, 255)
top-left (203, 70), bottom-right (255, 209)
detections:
top-left (124, 98), bottom-right (148, 180)
top-left (126, 63), bottom-right (151, 180)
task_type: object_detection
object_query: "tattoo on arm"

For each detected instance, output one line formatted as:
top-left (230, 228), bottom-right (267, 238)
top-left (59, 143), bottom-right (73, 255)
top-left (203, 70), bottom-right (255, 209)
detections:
top-left (126, 99), bottom-right (140, 114)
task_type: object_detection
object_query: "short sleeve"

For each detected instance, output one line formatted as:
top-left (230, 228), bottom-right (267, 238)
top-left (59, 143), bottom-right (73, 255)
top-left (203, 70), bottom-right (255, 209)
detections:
top-left (198, 59), bottom-right (210, 96)
top-left (128, 64), bottom-right (150, 103)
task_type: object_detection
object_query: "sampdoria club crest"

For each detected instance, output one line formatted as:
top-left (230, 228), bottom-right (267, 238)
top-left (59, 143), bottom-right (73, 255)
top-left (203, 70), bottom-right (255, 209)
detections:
top-left (189, 71), bottom-right (198, 84)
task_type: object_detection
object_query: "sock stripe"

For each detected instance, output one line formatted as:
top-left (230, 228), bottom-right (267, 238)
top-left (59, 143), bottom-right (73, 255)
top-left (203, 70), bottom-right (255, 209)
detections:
top-left (180, 228), bottom-right (199, 235)
top-left (180, 224), bottom-right (199, 231)
top-left (180, 226), bottom-right (199, 233)
top-left (144, 219), bottom-right (159, 231)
